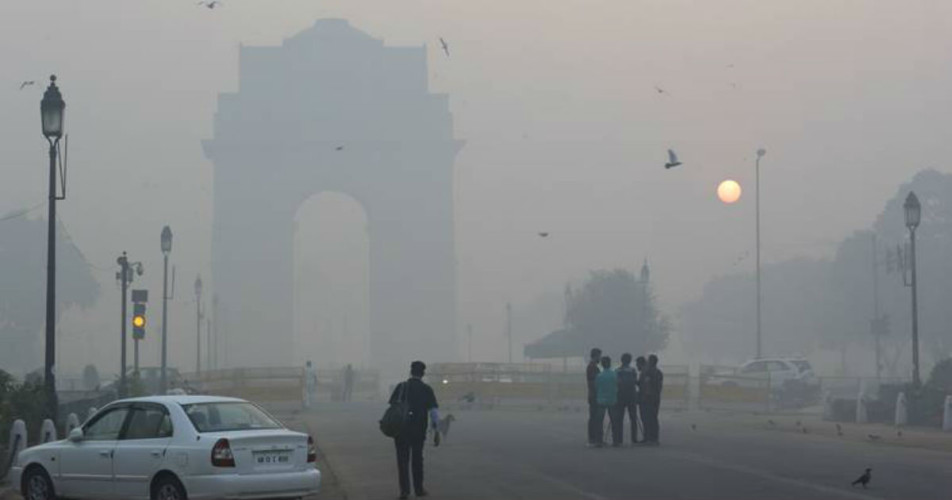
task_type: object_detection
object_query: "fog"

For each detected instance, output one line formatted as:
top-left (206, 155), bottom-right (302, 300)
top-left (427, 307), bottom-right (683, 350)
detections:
top-left (2, 0), bottom-right (952, 379)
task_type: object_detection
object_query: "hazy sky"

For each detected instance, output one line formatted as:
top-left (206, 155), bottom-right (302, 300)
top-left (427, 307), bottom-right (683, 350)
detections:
top-left (2, 0), bottom-right (951, 372)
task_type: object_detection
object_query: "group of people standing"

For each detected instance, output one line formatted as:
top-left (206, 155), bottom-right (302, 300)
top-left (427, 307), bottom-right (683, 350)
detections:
top-left (586, 347), bottom-right (663, 447)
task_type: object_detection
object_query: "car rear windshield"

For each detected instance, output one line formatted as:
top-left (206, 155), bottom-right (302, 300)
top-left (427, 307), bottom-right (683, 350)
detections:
top-left (791, 360), bottom-right (812, 373)
top-left (182, 402), bottom-right (282, 432)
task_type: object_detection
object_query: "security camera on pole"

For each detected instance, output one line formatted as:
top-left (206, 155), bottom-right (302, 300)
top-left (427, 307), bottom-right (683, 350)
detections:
top-left (116, 252), bottom-right (144, 398)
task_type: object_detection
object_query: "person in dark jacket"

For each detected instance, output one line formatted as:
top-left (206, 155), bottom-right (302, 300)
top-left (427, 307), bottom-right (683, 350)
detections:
top-left (614, 353), bottom-right (639, 445)
top-left (640, 354), bottom-right (664, 445)
top-left (388, 361), bottom-right (440, 499)
top-left (586, 348), bottom-right (602, 446)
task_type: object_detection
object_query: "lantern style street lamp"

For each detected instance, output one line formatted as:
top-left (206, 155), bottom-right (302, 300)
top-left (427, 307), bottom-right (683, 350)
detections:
top-left (160, 226), bottom-right (172, 393)
top-left (903, 192), bottom-right (921, 386)
top-left (41, 75), bottom-right (65, 421)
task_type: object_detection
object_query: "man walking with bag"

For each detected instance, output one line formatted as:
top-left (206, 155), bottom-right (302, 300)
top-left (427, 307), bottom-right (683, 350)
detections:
top-left (386, 361), bottom-right (440, 499)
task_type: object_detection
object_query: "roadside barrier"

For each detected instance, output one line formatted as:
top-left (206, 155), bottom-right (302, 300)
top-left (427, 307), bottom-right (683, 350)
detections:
top-left (40, 419), bottom-right (57, 443)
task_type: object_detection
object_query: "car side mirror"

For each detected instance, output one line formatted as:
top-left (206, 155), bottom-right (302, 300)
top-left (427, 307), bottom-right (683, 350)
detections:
top-left (68, 428), bottom-right (84, 442)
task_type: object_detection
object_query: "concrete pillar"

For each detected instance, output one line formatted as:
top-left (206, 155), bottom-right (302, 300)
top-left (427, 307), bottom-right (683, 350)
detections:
top-left (41, 419), bottom-right (57, 443)
top-left (822, 391), bottom-right (834, 421)
top-left (855, 385), bottom-right (868, 424)
top-left (8, 419), bottom-right (27, 457)
top-left (943, 395), bottom-right (952, 432)
top-left (895, 392), bottom-right (908, 427)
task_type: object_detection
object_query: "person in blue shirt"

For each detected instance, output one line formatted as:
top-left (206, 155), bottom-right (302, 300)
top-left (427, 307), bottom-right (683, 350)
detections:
top-left (594, 356), bottom-right (619, 447)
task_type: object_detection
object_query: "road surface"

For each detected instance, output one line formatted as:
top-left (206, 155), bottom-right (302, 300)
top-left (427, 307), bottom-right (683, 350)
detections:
top-left (295, 402), bottom-right (952, 500)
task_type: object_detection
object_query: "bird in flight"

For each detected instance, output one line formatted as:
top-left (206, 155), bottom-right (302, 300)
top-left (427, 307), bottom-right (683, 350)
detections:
top-left (851, 468), bottom-right (871, 489)
top-left (654, 85), bottom-right (669, 95)
top-left (335, 145), bottom-right (344, 151)
top-left (439, 37), bottom-right (450, 57)
top-left (836, 423), bottom-right (843, 436)
top-left (538, 232), bottom-right (550, 238)
top-left (197, 1), bottom-right (221, 9)
top-left (19, 81), bottom-right (35, 90)
top-left (665, 149), bottom-right (682, 169)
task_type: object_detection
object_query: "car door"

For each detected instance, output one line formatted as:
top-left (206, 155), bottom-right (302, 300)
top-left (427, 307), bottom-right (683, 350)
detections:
top-left (58, 405), bottom-right (130, 499)
top-left (113, 404), bottom-right (174, 499)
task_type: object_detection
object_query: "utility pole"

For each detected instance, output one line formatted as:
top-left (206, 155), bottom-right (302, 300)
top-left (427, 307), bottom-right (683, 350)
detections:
top-left (755, 148), bottom-right (766, 359)
top-left (195, 275), bottom-right (203, 375)
top-left (207, 317), bottom-right (212, 371)
top-left (160, 226), bottom-right (173, 394)
top-left (506, 303), bottom-right (512, 364)
top-left (871, 234), bottom-right (882, 380)
top-left (467, 324), bottom-right (473, 363)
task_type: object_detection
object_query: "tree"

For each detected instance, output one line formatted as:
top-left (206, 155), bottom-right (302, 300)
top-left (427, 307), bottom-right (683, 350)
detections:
top-left (0, 216), bottom-right (99, 373)
top-left (565, 269), bottom-right (668, 357)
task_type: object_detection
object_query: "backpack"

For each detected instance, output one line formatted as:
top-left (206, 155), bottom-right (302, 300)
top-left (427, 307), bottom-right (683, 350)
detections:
top-left (379, 380), bottom-right (411, 438)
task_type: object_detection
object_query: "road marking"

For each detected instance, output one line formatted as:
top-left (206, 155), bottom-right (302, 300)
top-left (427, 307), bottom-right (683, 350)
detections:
top-left (666, 450), bottom-right (885, 500)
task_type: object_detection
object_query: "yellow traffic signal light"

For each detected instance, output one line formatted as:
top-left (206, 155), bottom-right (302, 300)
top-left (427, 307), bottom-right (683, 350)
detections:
top-left (133, 302), bottom-right (146, 339)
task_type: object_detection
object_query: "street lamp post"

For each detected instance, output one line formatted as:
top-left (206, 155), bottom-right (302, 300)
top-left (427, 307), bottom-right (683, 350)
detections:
top-left (755, 148), bottom-right (766, 359)
top-left (195, 274), bottom-right (203, 375)
top-left (160, 226), bottom-right (172, 394)
top-left (903, 192), bottom-right (921, 386)
top-left (40, 75), bottom-right (65, 420)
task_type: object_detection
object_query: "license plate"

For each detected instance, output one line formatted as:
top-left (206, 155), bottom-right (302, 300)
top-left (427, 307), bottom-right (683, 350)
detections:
top-left (254, 451), bottom-right (291, 465)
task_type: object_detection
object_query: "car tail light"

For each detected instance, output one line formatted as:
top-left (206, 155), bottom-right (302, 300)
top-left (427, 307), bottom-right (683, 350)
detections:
top-left (307, 436), bottom-right (317, 463)
top-left (211, 438), bottom-right (235, 467)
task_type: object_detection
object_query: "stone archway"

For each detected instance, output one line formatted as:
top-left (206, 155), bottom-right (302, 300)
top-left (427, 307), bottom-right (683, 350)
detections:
top-left (203, 19), bottom-right (462, 374)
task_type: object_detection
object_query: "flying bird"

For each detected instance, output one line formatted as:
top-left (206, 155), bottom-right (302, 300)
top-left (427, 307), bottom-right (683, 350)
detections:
top-left (836, 423), bottom-right (843, 436)
top-left (19, 81), bottom-right (35, 90)
top-left (665, 149), bottom-right (682, 169)
top-left (795, 420), bottom-right (802, 427)
top-left (538, 232), bottom-right (549, 238)
top-left (439, 37), bottom-right (449, 57)
top-left (335, 145), bottom-right (344, 151)
top-left (197, 1), bottom-right (221, 9)
top-left (767, 419), bottom-right (776, 427)
top-left (851, 468), bottom-right (872, 489)
top-left (801, 427), bottom-right (809, 434)
top-left (691, 424), bottom-right (697, 431)
top-left (896, 428), bottom-right (903, 437)
top-left (654, 85), bottom-right (668, 95)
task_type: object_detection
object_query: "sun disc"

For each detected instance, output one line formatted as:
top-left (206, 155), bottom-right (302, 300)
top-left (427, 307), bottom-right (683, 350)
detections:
top-left (718, 179), bottom-right (742, 204)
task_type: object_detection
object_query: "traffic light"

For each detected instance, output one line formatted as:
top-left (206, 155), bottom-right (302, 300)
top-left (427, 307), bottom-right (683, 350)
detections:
top-left (132, 302), bottom-right (146, 340)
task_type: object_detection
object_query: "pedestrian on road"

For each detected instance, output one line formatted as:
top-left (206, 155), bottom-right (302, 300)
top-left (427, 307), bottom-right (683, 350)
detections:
top-left (614, 353), bottom-right (639, 445)
top-left (640, 354), bottom-right (664, 445)
top-left (586, 348), bottom-right (603, 446)
top-left (389, 361), bottom-right (440, 499)
top-left (635, 356), bottom-right (647, 441)
top-left (595, 356), bottom-right (619, 447)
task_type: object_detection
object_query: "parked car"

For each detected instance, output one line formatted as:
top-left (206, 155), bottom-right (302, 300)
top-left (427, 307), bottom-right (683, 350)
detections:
top-left (11, 395), bottom-right (320, 500)
top-left (708, 358), bottom-right (818, 391)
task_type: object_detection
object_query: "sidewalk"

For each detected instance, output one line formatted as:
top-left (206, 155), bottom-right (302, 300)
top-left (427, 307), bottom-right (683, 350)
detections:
top-left (692, 409), bottom-right (952, 453)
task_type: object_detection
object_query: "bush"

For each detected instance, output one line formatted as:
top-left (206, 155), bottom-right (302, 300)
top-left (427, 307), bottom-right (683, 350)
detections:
top-left (0, 376), bottom-right (48, 447)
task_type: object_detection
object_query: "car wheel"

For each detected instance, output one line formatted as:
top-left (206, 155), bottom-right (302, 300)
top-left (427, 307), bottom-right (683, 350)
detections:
top-left (23, 467), bottom-right (56, 500)
top-left (153, 476), bottom-right (187, 500)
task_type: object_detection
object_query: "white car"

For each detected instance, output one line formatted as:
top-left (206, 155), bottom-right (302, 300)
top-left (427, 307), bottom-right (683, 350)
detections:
top-left (709, 358), bottom-right (817, 391)
top-left (11, 395), bottom-right (321, 500)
